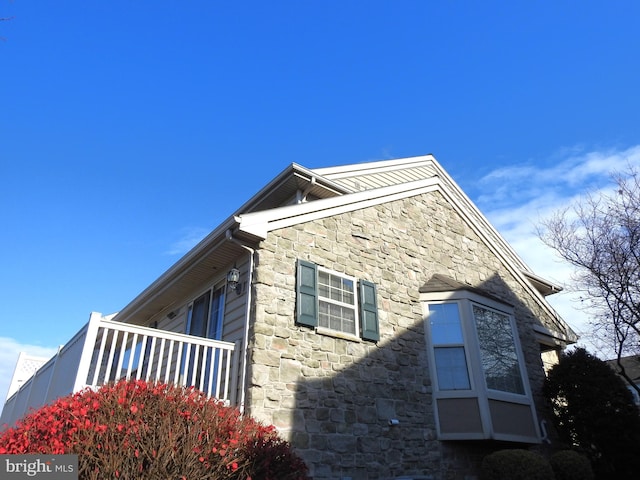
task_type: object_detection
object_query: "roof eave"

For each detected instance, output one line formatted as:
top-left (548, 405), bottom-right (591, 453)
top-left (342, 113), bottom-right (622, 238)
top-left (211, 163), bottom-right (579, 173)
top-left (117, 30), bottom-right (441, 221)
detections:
top-left (112, 163), bottom-right (347, 324)
top-left (114, 215), bottom-right (241, 323)
top-left (522, 270), bottom-right (564, 297)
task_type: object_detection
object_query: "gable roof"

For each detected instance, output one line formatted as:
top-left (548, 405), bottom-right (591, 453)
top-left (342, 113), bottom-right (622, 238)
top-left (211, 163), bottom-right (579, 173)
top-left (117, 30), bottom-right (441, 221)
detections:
top-left (112, 154), bottom-right (576, 343)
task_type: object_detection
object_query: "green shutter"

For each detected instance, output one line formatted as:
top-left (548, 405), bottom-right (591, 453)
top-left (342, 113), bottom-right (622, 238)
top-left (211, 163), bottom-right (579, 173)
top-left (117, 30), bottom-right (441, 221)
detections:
top-left (359, 280), bottom-right (379, 341)
top-left (296, 260), bottom-right (318, 327)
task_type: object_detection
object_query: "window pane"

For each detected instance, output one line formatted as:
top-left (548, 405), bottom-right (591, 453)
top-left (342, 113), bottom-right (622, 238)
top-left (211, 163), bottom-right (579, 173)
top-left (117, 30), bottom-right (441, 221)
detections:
top-left (473, 305), bottom-right (525, 394)
top-left (429, 303), bottom-right (464, 344)
top-left (319, 271), bottom-right (355, 305)
top-left (434, 347), bottom-right (471, 390)
top-left (187, 291), bottom-right (211, 338)
top-left (207, 287), bottom-right (225, 340)
top-left (343, 287), bottom-right (354, 305)
top-left (319, 300), bottom-right (357, 335)
top-left (318, 271), bottom-right (330, 298)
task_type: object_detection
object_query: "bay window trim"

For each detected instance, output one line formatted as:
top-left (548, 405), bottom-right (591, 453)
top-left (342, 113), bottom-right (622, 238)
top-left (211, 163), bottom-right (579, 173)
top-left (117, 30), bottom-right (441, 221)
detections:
top-left (421, 287), bottom-right (541, 443)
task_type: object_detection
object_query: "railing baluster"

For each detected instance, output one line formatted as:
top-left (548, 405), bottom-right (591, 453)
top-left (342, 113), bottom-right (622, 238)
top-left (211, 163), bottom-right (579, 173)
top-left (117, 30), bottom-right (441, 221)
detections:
top-left (91, 327), bottom-right (109, 386)
top-left (213, 349), bottom-right (222, 398)
top-left (155, 337), bottom-right (166, 383)
top-left (115, 331), bottom-right (129, 381)
top-left (207, 347), bottom-right (215, 397)
top-left (125, 333), bottom-right (138, 380)
top-left (200, 346), bottom-right (208, 393)
top-left (164, 339), bottom-right (174, 384)
top-left (181, 343), bottom-right (191, 387)
top-left (173, 341), bottom-right (183, 385)
top-left (145, 336), bottom-right (157, 382)
top-left (103, 329), bottom-right (119, 384)
top-left (191, 345), bottom-right (201, 388)
top-left (135, 335), bottom-right (148, 381)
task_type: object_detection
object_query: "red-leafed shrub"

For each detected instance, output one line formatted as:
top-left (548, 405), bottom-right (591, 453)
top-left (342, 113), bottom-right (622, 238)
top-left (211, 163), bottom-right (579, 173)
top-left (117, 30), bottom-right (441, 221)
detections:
top-left (0, 380), bottom-right (309, 480)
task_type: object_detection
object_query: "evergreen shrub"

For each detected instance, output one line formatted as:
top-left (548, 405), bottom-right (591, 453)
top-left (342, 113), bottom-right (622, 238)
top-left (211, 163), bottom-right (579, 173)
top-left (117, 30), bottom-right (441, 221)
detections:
top-left (544, 348), bottom-right (640, 478)
top-left (480, 449), bottom-right (554, 480)
top-left (549, 450), bottom-right (593, 480)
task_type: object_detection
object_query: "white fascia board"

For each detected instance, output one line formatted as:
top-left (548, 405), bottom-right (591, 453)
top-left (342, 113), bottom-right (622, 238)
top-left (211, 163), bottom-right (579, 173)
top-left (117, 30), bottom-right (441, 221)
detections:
top-left (236, 176), bottom-right (441, 238)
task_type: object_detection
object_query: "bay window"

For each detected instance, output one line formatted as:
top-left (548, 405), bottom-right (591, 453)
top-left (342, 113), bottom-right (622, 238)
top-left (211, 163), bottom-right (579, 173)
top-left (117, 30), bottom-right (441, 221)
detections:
top-left (422, 276), bottom-right (540, 443)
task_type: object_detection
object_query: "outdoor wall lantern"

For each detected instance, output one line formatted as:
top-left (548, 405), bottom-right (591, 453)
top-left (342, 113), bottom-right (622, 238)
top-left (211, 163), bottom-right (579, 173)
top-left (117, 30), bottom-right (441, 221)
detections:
top-left (227, 267), bottom-right (242, 295)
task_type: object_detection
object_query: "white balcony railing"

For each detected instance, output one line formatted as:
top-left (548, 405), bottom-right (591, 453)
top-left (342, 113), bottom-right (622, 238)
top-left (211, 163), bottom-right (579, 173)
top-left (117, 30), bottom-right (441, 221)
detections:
top-left (1, 313), bottom-right (239, 428)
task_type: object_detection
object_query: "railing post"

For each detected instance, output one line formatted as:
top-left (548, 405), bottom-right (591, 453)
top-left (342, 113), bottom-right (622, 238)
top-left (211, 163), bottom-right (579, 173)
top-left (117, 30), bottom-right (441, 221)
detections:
top-left (230, 341), bottom-right (241, 408)
top-left (73, 312), bottom-right (104, 392)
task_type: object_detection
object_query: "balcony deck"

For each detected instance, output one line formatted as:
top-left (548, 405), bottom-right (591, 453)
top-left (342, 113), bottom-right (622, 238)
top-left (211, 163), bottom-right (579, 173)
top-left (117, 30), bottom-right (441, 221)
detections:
top-left (1, 313), bottom-right (239, 428)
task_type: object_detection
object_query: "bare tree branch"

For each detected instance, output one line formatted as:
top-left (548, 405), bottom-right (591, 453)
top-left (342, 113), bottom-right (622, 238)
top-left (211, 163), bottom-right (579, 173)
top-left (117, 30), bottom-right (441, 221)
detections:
top-left (539, 166), bottom-right (640, 395)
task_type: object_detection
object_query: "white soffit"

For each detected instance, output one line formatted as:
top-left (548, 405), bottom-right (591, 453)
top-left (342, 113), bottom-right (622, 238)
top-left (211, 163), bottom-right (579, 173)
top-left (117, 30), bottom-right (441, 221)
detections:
top-left (311, 154), bottom-right (438, 192)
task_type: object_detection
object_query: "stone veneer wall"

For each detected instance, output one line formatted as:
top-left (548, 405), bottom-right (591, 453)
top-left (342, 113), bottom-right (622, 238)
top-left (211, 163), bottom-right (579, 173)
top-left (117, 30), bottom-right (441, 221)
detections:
top-left (247, 191), bottom-right (557, 480)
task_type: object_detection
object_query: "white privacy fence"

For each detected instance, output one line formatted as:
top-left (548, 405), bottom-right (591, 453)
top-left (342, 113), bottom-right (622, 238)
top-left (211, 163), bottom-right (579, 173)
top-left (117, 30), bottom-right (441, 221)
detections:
top-left (1, 313), bottom-right (239, 428)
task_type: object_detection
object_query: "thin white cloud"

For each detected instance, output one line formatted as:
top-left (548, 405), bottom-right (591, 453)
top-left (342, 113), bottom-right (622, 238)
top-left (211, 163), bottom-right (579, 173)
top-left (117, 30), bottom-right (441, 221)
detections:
top-left (477, 144), bottom-right (640, 358)
top-left (478, 145), bottom-right (640, 205)
top-left (164, 227), bottom-right (210, 256)
top-left (0, 337), bottom-right (58, 407)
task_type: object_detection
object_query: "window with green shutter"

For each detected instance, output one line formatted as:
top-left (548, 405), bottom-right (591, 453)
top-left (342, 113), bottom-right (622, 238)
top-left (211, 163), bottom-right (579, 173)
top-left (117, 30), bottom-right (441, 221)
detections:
top-left (296, 260), bottom-right (379, 342)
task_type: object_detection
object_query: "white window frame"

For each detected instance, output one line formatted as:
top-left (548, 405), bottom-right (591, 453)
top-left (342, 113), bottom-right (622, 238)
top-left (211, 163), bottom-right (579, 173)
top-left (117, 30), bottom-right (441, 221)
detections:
top-left (422, 289), bottom-right (540, 442)
top-left (428, 302), bottom-right (475, 391)
top-left (316, 266), bottom-right (360, 338)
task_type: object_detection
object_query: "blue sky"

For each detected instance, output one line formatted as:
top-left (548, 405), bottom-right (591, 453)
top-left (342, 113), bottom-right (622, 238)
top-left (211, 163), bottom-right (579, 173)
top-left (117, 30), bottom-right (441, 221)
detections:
top-left (1, 1), bottom-right (639, 402)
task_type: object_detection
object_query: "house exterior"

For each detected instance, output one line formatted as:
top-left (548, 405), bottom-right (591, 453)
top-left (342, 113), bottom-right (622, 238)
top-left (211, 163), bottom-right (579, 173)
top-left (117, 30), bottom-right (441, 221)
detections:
top-left (606, 355), bottom-right (640, 406)
top-left (2, 155), bottom-right (577, 479)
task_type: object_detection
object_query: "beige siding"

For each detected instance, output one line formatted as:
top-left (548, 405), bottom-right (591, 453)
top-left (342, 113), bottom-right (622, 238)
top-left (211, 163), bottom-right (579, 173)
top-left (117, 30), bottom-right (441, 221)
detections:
top-left (130, 258), bottom-right (251, 406)
top-left (221, 255), bottom-right (250, 345)
top-left (221, 255), bottom-right (251, 407)
top-left (155, 307), bottom-right (187, 333)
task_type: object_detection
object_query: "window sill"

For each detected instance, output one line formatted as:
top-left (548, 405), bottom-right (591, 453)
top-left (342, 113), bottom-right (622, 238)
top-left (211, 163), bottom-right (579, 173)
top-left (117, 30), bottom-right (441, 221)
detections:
top-left (315, 327), bottom-right (362, 343)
